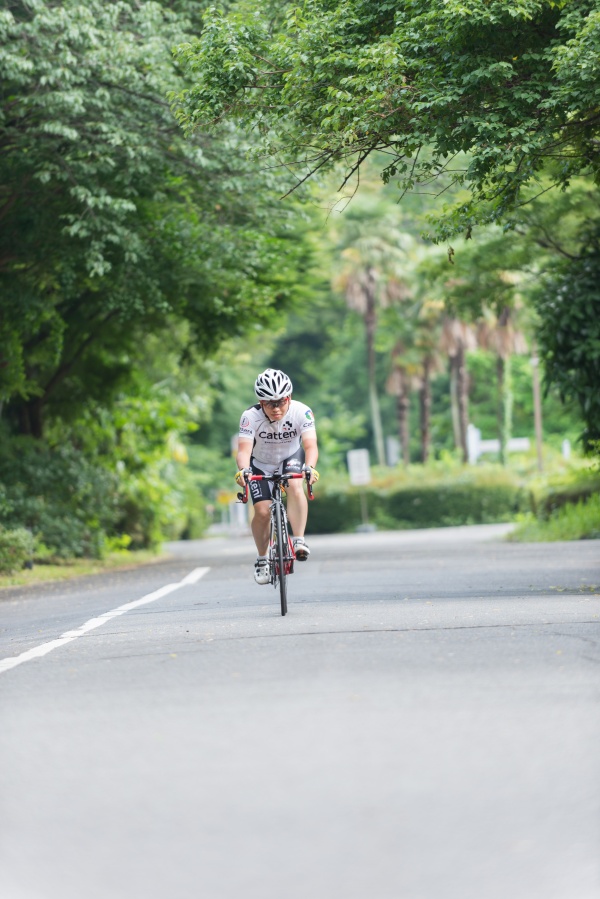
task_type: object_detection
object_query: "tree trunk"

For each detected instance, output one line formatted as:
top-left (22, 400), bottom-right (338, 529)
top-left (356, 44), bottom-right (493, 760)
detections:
top-left (531, 341), bottom-right (544, 472)
top-left (497, 355), bottom-right (513, 465)
top-left (368, 375), bottom-right (386, 467)
top-left (497, 356), bottom-right (506, 465)
top-left (449, 356), bottom-right (461, 452)
top-left (456, 344), bottom-right (469, 464)
top-left (16, 398), bottom-right (44, 438)
top-left (396, 369), bottom-right (410, 466)
top-left (364, 267), bottom-right (386, 467)
top-left (420, 357), bottom-right (432, 464)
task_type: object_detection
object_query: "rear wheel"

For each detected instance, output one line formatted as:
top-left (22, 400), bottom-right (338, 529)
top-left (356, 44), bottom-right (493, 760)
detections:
top-left (274, 502), bottom-right (288, 616)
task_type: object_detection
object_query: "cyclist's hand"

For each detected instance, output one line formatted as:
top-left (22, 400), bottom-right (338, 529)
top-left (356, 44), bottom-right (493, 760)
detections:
top-left (302, 464), bottom-right (320, 485)
top-left (235, 468), bottom-right (252, 487)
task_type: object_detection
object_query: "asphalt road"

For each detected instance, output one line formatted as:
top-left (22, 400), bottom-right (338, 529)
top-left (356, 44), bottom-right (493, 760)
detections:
top-left (1, 525), bottom-right (599, 899)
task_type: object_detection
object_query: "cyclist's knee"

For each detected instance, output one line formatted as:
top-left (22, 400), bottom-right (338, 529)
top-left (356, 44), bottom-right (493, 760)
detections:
top-left (286, 480), bottom-right (305, 499)
top-left (253, 500), bottom-right (271, 520)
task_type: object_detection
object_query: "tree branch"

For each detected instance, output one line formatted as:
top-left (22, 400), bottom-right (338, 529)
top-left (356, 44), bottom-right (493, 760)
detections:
top-left (42, 309), bottom-right (120, 400)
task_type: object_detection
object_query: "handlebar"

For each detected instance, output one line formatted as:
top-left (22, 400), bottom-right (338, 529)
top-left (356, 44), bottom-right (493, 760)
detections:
top-left (237, 472), bottom-right (315, 504)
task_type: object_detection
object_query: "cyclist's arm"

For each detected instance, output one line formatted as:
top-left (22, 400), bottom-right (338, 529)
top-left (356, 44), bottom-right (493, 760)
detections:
top-left (236, 437), bottom-right (254, 473)
top-left (302, 433), bottom-right (319, 483)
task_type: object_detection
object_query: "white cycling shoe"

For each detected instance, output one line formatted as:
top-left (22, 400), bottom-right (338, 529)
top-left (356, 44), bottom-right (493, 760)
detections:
top-left (254, 558), bottom-right (270, 585)
top-left (293, 537), bottom-right (310, 561)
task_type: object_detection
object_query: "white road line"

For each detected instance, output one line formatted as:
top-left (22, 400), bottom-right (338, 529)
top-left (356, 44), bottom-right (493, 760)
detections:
top-left (0, 566), bottom-right (210, 675)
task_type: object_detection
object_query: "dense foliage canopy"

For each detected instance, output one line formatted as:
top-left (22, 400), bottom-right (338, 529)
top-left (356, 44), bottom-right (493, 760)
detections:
top-left (0, 0), bottom-right (305, 436)
top-left (174, 0), bottom-right (600, 234)
top-left (535, 239), bottom-right (600, 446)
top-left (0, 0), bottom-right (311, 556)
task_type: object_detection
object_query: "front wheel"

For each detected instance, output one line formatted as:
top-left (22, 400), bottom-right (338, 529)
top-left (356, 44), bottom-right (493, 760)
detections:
top-left (274, 502), bottom-right (288, 616)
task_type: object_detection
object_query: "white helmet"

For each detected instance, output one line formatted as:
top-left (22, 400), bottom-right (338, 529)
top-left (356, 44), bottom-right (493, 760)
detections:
top-left (254, 368), bottom-right (293, 400)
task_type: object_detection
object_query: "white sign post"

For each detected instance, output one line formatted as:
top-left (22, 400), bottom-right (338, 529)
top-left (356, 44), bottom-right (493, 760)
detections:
top-left (347, 449), bottom-right (371, 528)
top-left (347, 448), bottom-right (371, 486)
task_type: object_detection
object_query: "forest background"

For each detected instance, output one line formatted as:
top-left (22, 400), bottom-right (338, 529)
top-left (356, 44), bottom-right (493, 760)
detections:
top-left (1, 0), bottom-right (599, 573)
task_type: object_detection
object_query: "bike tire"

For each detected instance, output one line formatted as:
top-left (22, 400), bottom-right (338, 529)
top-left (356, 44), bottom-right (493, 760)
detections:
top-left (274, 501), bottom-right (288, 616)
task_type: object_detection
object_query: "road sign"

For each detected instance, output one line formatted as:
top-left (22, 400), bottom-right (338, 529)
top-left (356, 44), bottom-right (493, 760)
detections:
top-left (347, 449), bottom-right (371, 486)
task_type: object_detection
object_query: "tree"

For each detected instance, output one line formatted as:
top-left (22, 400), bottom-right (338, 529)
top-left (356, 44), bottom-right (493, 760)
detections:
top-left (0, 0), bottom-right (305, 436)
top-left (477, 306), bottom-right (529, 463)
top-left (438, 318), bottom-right (477, 463)
top-left (534, 243), bottom-right (600, 449)
top-left (332, 204), bottom-right (411, 466)
top-left (421, 181), bottom-right (600, 448)
top-left (172, 0), bottom-right (600, 236)
top-left (416, 297), bottom-right (452, 464)
top-left (386, 344), bottom-right (420, 466)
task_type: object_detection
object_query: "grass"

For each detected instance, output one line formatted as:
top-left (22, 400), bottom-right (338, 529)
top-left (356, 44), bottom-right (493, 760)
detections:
top-left (510, 492), bottom-right (600, 542)
top-left (0, 549), bottom-right (165, 591)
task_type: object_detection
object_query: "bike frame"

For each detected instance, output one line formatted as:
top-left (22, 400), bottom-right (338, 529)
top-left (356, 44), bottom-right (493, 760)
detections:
top-left (238, 471), bottom-right (314, 616)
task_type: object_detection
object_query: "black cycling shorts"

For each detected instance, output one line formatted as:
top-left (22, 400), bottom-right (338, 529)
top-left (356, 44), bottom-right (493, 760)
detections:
top-left (248, 448), bottom-right (305, 504)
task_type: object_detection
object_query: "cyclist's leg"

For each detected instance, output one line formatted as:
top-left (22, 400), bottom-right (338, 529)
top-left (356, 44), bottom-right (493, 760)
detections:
top-left (285, 480), bottom-right (307, 538)
top-left (248, 460), bottom-right (272, 556)
top-left (251, 501), bottom-right (271, 556)
top-left (282, 449), bottom-right (308, 541)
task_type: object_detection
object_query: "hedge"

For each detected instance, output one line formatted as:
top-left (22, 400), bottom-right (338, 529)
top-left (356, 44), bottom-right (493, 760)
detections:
top-left (307, 469), bottom-right (526, 534)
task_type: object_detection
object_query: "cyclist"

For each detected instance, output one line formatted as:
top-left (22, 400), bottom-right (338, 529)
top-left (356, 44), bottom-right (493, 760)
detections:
top-left (235, 368), bottom-right (319, 584)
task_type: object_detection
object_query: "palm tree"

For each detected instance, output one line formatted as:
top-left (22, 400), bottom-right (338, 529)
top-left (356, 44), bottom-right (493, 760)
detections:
top-left (382, 286), bottom-right (448, 466)
top-left (439, 316), bottom-right (477, 463)
top-left (333, 218), bottom-right (411, 467)
top-left (477, 305), bottom-right (528, 464)
top-left (341, 258), bottom-right (385, 464)
top-left (413, 298), bottom-right (446, 463)
top-left (386, 343), bottom-right (422, 466)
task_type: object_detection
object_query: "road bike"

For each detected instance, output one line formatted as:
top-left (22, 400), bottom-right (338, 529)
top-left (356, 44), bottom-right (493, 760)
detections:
top-left (238, 471), bottom-right (314, 616)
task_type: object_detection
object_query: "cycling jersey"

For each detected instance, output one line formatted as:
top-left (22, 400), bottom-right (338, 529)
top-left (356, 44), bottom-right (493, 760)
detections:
top-left (238, 400), bottom-right (316, 467)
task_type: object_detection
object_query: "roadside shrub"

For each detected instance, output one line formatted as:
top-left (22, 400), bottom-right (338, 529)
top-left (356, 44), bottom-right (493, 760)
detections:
top-left (115, 460), bottom-right (208, 549)
top-left (0, 438), bottom-right (119, 559)
top-left (384, 476), bottom-right (525, 528)
top-left (308, 468), bottom-right (525, 534)
top-left (0, 527), bottom-right (35, 573)
top-left (511, 492), bottom-right (600, 542)
top-left (306, 488), bottom-right (363, 534)
top-left (530, 468), bottom-right (600, 519)
top-left (0, 429), bottom-right (208, 559)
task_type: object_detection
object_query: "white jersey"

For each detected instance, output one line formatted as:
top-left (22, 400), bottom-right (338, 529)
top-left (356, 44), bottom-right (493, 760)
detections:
top-left (238, 400), bottom-right (316, 466)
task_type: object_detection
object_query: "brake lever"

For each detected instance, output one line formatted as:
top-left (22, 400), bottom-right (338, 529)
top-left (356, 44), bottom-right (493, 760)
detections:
top-left (305, 471), bottom-right (314, 500)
